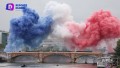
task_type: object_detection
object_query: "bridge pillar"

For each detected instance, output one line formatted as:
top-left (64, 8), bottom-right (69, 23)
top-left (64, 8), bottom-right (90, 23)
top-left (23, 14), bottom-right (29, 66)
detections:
top-left (38, 53), bottom-right (44, 63)
top-left (71, 53), bottom-right (76, 63)
top-left (38, 58), bottom-right (44, 63)
top-left (6, 53), bottom-right (12, 62)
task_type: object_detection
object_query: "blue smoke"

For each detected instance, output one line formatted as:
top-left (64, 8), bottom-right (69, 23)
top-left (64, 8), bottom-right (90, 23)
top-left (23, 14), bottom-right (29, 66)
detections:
top-left (4, 8), bottom-right (53, 52)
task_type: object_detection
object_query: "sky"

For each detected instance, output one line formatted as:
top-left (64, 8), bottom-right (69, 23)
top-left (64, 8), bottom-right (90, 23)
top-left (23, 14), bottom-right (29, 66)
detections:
top-left (0, 0), bottom-right (120, 32)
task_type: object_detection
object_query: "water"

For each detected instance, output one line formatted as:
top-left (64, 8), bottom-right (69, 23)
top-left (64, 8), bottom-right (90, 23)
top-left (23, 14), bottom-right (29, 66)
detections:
top-left (0, 63), bottom-right (97, 68)
top-left (0, 55), bottom-right (97, 68)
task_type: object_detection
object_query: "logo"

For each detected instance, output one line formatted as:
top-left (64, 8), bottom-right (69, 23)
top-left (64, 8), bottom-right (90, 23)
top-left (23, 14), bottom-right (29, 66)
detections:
top-left (6, 3), bottom-right (14, 11)
top-left (6, 3), bottom-right (27, 11)
top-left (15, 4), bottom-right (27, 10)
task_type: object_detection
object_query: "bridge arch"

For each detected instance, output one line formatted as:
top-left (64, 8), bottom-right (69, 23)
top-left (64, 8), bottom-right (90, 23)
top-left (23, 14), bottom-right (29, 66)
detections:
top-left (0, 54), bottom-right (8, 60)
top-left (76, 55), bottom-right (98, 63)
top-left (0, 56), bottom-right (8, 59)
top-left (43, 54), bottom-right (71, 59)
top-left (0, 52), bottom-right (8, 59)
top-left (43, 54), bottom-right (71, 63)
top-left (0, 56), bottom-right (7, 62)
top-left (11, 55), bottom-right (39, 62)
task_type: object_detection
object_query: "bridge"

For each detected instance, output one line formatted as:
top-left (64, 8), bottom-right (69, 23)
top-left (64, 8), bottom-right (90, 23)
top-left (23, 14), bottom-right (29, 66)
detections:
top-left (6, 52), bottom-right (103, 63)
top-left (0, 52), bottom-right (8, 61)
top-left (0, 52), bottom-right (8, 58)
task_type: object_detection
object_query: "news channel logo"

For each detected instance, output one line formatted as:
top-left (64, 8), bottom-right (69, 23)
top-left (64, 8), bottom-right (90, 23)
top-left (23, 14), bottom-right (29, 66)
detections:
top-left (6, 3), bottom-right (14, 11)
top-left (6, 3), bottom-right (27, 11)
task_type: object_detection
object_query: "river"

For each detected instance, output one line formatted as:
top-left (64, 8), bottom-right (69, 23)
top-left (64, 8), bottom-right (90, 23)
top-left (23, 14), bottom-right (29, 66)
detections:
top-left (0, 63), bottom-right (97, 68)
top-left (0, 55), bottom-right (97, 68)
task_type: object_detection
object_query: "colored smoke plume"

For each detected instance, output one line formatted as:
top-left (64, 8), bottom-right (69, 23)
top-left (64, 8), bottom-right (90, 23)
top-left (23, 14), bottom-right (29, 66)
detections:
top-left (44, 1), bottom-right (120, 50)
top-left (67, 10), bottom-right (120, 48)
top-left (44, 1), bottom-right (73, 38)
top-left (44, 1), bottom-right (73, 22)
top-left (4, 8), bottom-right (53, 52)
top-left (4, 1), bottom-right (120, 52)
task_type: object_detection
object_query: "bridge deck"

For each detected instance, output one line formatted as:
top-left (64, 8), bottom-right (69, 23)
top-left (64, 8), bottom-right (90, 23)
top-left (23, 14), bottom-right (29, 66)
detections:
top-left (7, 52), bottom-right (102, 54)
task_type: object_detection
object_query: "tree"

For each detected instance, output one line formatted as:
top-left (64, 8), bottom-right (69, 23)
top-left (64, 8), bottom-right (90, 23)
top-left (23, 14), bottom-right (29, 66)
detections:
top-left (113, 39), bottom-right (120, 67)
top-left (114, 39), bottom-right (120, 57)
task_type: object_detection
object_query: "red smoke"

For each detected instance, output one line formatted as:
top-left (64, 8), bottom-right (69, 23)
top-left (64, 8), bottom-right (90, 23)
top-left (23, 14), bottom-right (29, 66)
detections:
top-left (66, 10), bottom-right (120, 48)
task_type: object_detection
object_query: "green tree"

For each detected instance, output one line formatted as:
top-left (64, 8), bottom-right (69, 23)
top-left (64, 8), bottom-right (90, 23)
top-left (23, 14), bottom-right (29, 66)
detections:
top-left (114, 39), bottom-right (120, 57)
top-left (113, 39), bottom-right (120, 67)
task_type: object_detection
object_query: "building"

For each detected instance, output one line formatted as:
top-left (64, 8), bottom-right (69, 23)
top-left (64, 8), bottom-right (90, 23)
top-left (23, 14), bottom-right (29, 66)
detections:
top-left (0, 30), bottom-right (8, 51)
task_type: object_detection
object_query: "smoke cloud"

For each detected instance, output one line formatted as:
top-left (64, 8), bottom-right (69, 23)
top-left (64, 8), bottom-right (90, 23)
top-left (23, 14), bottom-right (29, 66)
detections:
top-left (67, 10), bottom-right (120, 48)
top-left (44, 1), bottom-right (73, 39)
top-left (4, 8), bottom-right (53, 52)
top-left (4, 1), bottom-right (120, 52)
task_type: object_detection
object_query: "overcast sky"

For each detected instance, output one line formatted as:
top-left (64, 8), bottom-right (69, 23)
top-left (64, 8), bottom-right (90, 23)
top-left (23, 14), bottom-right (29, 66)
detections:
top-left (0, 0), bottom-right (120, 32)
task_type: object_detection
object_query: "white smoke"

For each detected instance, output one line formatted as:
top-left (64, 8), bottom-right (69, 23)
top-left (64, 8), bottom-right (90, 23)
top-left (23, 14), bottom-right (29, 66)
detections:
top-left (44, 1), bottom-right (73, 23)
top-left (44, 1), bottom-right (73, 39)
